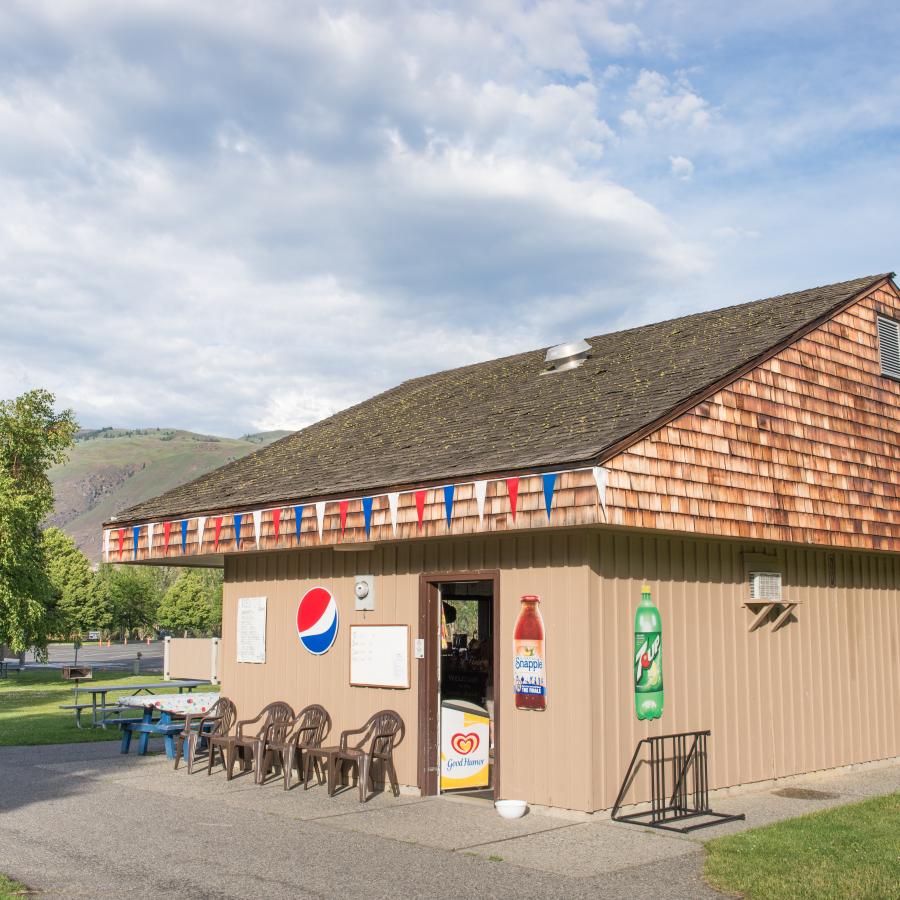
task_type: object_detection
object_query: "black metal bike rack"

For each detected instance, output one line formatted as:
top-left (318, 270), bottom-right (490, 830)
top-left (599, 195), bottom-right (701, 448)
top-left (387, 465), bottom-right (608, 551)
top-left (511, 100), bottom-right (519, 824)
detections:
top-left (611, 730), bottom-right (745, 832)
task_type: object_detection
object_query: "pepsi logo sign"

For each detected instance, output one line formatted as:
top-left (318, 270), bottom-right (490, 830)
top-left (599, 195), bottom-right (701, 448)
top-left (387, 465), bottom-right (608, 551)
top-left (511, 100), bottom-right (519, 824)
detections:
top-left (296, 586), bottom-right (339, 655)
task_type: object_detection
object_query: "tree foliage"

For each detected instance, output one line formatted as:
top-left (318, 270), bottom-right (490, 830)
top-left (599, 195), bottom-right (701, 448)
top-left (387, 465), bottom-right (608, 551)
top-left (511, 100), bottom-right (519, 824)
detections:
top-left (0, 390), bottom-right (77, 654)
top-left (98, 565), bottom-right (165, 638)
top-left (43, 527), bottom-right (110, 636)
top-left (156, 569), bottom-right (222, 636)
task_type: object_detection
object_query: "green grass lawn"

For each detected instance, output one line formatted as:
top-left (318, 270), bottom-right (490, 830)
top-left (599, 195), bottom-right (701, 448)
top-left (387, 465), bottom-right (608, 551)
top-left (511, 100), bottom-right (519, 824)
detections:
top-left (0, 669), bottom-right (216, 746)
top-left (705, 792), bottom-right (900, 900)
top-left (0, 875), bottom-right (29, 898)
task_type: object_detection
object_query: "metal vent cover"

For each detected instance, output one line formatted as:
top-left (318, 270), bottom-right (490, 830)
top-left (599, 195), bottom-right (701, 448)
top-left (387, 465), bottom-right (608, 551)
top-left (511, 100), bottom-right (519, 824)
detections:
top-left (877, 315), bottom-right (900, 380)
top-left (542, 339), bottom-right (591, 374)
top-left (749, 571), bottom-right (782, 601)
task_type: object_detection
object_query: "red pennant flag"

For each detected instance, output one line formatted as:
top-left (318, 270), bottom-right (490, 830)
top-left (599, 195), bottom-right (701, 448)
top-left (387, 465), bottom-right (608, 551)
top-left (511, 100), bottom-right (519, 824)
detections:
top-left (339, 500), bottom-right (349, 535)
top-left (163, 521), bottom-right (172, 556)
top-left (415, 490), bottom-right (427, 529)
top-left (506, 477), bottom-right (520, 521)
top-left (272, 508), bottom-right (281, 542)
top-left (117, 528), bottom-right (125, 559)
top-left (214, 516), bottom-right (223, 551)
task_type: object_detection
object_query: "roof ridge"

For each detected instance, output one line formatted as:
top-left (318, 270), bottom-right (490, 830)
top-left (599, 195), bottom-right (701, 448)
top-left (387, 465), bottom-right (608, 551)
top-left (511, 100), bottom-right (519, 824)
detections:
top-left (110, 271), bottom-right (896, 525)
top-left (394, 273), bottom-right (894, 387)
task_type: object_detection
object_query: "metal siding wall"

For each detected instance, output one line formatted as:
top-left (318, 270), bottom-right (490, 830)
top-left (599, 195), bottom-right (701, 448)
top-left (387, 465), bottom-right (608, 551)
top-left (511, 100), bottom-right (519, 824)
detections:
top-left (590, 531), bottom-right (900, 812)
top-left (221, 533), bottom-right (594, 811)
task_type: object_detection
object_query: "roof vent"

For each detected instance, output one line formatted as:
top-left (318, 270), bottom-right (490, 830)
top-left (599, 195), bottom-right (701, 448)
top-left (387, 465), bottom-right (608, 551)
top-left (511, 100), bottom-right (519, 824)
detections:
top-left (542, 339), bottom-right (591, 374)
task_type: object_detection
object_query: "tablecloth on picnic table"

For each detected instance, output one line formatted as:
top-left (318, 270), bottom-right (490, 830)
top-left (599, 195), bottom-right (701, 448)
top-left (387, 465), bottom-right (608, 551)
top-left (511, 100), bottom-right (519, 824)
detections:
top-left (116, 692), bottom-right (220, 715)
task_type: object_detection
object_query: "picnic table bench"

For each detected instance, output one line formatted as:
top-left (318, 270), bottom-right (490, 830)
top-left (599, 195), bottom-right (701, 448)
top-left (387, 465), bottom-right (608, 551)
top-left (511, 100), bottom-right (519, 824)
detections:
top-left (59, 680), bottom-right (211, 729)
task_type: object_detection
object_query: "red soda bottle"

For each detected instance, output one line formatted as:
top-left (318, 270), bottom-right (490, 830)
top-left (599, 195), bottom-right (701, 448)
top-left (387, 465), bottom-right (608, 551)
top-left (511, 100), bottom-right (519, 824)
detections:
top-left (513, 595), bottom-right (546, 710)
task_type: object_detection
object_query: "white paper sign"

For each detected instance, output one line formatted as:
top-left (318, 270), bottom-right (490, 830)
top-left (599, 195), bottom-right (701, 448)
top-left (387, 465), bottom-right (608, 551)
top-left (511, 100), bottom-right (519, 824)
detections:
top-left (350, 625), bottom-right (409, 688)
top-left (236, 596), bottom-right (267, 664)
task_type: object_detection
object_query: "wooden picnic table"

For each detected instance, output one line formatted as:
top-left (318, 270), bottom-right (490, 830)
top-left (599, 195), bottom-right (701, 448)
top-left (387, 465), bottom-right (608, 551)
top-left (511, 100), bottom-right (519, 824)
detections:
top-left (116, 692), bottom-right (220, 759)
top-left (60, 680), bottom-right (211, 729)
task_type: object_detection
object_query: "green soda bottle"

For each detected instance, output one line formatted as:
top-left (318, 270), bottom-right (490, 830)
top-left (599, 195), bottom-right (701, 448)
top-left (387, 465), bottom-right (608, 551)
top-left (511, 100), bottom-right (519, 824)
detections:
top-left (634, 584), bottom-right (663, 720)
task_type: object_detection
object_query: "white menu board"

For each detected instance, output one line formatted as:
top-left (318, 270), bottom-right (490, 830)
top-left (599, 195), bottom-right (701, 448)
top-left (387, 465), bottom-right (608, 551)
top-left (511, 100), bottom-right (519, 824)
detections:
top-left (236, 596), bottom-right (267, 663)
top-left (350, 625), bottom-right (409, 689)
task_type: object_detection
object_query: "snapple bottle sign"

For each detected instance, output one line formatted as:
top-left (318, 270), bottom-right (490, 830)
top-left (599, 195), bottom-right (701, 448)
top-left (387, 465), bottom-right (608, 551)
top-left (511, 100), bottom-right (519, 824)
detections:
top-left (513, 594), bottom-right (546, 710)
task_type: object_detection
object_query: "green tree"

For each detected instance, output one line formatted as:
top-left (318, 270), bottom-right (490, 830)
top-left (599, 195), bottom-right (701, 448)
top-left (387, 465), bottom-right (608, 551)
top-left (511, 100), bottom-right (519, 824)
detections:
top-left (157, 569), bottom-right (222, 637)
top-left (0, 389), bottom-right (77, 654)
top-left (99, 565), bottom-right (163, 639)
top-left (43, 527), bottom-right (110, 637)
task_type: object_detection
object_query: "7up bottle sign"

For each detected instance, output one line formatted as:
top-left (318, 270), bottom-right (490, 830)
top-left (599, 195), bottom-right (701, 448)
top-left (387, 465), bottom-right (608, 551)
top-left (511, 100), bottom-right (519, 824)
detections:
top-left (634, 584), bottom-right (663, 720)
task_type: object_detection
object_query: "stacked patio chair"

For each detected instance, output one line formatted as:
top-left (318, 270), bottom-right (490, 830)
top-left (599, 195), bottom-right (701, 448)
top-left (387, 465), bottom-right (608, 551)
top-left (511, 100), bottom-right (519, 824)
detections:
top-left (174, 696), bottom-right (237, 774)
top-left (270, 704), bottom-right (331, 790)
top-left (312, 709), bottom-right (405, 802)
top-left (207, 700), bottom-right (294, 782)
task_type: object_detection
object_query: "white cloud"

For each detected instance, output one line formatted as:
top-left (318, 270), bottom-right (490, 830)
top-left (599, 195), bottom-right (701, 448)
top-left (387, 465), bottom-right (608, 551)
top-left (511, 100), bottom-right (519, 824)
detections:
top-left (621, 69), bottom-right (711, 132)
top-left (669, 155), bottom-right (694, 180)
top-left (0, 1), bottom-right (712, 435)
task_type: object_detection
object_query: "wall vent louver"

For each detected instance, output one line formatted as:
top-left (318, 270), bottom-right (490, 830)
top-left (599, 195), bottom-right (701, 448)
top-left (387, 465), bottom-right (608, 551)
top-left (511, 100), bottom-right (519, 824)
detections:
top-left (877, 315), bottom-right (900, 380)
top-left (749, 571), bottom-right (782, 602)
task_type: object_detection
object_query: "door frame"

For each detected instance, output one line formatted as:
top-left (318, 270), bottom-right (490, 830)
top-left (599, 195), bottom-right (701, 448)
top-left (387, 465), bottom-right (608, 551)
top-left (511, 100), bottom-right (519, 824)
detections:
top-left (417, 570), bottom-right (501, 798)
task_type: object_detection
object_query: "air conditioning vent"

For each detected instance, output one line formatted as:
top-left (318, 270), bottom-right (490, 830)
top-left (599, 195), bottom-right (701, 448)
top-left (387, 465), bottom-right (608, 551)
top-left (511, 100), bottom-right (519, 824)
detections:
top-left (749, 571), bottom-right (782, 602)
top-left (877, 315), bottom-right (900, 380)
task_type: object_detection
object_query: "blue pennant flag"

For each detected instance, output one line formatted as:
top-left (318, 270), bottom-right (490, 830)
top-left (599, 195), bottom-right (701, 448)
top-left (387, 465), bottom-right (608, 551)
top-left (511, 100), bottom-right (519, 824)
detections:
top-left (443, 484), bottom-right (455, 528)
top-left (132, 525), bottom-right (140, 560)
top-left (363, 496), bottom-right (374, 537)
top-left (542, 473), bottom-right (557, 521)
top-left (233, 513), bottom-right (243, 547)
top-left (181, 519), bottom-right (189, 553)
top-left (294, 505), bottom-right (304, 542)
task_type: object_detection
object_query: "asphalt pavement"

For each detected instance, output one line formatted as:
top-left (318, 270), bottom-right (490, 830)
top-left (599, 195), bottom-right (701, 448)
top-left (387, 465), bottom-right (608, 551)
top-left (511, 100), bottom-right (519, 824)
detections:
top-left (0, 740), bottom-right (896, 899)
top-left (25, 641), bottom-right (164, 673)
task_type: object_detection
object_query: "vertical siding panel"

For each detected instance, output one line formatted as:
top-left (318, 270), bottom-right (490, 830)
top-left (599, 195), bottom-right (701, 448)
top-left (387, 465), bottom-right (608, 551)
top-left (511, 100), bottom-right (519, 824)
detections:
top-left (220, 531), bottom-right (900, 814)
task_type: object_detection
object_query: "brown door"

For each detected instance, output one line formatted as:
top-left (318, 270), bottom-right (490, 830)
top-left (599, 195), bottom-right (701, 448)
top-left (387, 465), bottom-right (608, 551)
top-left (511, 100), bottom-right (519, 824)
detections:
top-left (417, 571), bottom-right (500, 798)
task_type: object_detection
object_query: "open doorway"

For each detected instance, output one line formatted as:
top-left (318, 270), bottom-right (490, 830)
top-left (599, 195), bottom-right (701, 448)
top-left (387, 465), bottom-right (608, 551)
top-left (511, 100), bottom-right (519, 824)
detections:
top-left (418, 572), bottom-right (499, 800)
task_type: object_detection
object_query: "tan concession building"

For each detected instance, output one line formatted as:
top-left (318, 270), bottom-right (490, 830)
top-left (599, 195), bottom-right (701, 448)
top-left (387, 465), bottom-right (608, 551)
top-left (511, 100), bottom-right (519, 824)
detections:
top-left (107, 273), bottom-right (900, 813)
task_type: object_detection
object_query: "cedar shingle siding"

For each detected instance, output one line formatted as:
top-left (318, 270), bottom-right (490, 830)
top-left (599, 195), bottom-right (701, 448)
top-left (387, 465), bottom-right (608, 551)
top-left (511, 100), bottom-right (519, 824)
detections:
top-left (113, 273), bottom-right (891, 525)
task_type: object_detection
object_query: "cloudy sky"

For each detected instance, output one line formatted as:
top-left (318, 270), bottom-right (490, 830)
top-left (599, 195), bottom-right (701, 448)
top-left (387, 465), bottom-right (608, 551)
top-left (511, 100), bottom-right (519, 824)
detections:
top-left (2, 1), bottom-right (899, 436)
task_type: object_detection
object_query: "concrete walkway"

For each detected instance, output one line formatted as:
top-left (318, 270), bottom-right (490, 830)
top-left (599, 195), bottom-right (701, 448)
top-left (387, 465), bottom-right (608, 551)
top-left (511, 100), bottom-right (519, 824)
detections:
top-left (0, 741), bottom-right (896, 899)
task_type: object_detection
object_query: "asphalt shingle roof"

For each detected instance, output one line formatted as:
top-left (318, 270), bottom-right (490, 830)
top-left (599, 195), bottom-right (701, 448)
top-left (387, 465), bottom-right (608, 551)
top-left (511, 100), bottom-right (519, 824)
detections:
top-left (112, 273), bottom-right (892, 524)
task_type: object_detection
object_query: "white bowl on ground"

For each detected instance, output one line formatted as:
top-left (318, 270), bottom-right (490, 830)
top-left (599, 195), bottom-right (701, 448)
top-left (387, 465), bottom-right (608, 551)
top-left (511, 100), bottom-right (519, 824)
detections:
top-left (494, 799), bottom-right (527, 819)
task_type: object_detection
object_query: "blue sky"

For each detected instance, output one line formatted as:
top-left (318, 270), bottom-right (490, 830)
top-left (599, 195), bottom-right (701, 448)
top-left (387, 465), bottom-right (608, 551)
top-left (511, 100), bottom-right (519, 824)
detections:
top-left (1, 1), bottom-right (899, 435)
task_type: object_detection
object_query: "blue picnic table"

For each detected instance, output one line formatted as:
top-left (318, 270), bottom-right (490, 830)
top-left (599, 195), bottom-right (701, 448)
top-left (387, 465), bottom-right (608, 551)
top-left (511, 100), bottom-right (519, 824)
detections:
top-left (60, 679), bottom-right (211, 729)
top-left (117, 692), bottom-right (220, 759)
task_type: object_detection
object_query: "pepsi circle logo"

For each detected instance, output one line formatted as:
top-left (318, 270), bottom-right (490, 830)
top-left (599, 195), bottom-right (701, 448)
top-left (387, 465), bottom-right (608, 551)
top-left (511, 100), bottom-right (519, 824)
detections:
top-left (297, 586), bottom-right (339, 655)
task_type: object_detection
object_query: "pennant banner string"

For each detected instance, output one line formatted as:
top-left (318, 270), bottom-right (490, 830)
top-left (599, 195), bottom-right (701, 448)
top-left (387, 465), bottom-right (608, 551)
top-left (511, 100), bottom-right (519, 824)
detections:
top-left (119, 464), bottom-right (610, 549)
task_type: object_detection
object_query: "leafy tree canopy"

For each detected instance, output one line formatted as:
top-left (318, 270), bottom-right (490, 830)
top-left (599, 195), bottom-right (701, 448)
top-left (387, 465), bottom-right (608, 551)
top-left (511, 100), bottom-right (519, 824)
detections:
top-left (98, 564), bottom-right (164, 638)
top-left (157, 569), bottom-right (222, 636)
top-left (43, 527), bottom-right (110, 636)
top-left (0, 390), bottom-right (77, 653)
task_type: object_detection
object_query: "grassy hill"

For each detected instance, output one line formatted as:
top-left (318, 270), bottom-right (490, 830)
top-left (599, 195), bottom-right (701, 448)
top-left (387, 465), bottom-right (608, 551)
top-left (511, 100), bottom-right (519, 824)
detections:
top-left (49, 427), bottom-right (291, 562)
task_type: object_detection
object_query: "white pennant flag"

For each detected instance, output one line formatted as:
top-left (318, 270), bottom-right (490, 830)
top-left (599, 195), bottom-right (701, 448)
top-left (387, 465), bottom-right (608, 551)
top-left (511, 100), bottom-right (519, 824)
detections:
top-left (315, 501), bottom-right (327, 540)
top-left (474, 480), bottom-right (487, 523)
top-left (196, 517), bottom-right (207, 553)
top-left (387, 493), bottom-right (399, 534)
top-left (103, 529), bottom-right (111, 561)
top-left (252, 510), bottom-right (262, 548)
top-left (592, 466), bottom-right (609, 519)
top-left (146, 523), bottom-right (156, 558)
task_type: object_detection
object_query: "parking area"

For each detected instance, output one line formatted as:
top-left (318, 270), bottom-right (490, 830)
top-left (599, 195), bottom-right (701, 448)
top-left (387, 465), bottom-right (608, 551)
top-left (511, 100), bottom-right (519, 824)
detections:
top-left (0, 741), bottom-right (896, 899)
top-left (24, 641), bottom-right (164, 673)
